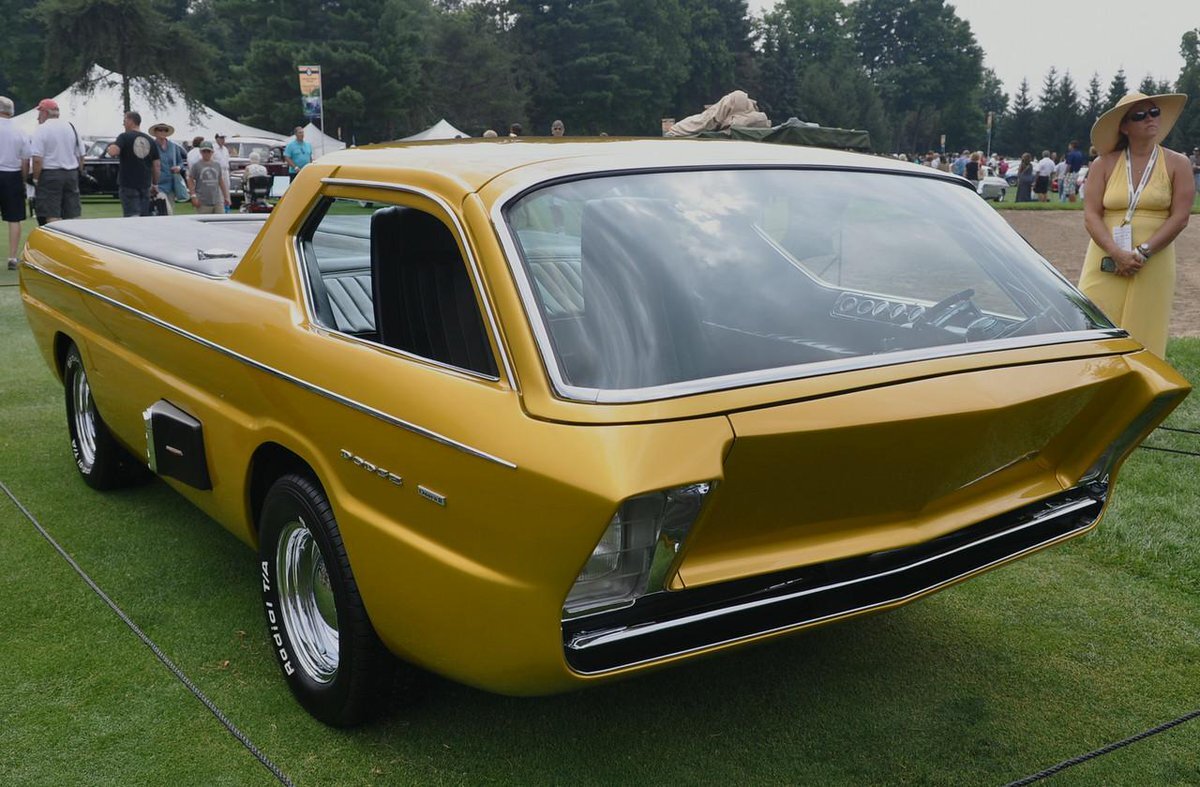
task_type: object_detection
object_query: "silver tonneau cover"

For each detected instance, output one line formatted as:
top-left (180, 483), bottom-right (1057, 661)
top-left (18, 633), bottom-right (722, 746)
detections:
top-left (46, 214), bottom-right (268, 277)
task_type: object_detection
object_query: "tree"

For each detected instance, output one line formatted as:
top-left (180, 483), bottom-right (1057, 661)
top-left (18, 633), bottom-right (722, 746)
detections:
top-left (414, 2), bottom-right (527, 135)
top-left (1106, 67), bottom-right (1129, 106)
top-left (0, 0), bottom-right (56, 110)
top-left (209, 0), bottom-right (430, 141)
top-left (509, 0), bottom-right (690, 135)
top-left (1170, 29), bottom-right (1200, 151)
top-left (1082, 73), bottom-right (1102, 125)
top-left (753, 0), bottom-right (889, 149)
top-left (850, 0), bottom-right (984, 153)
top-left (755, 0), bottom-right (853, 123)
top-left (36, 0), bottom-right (213, 116)
top-left (977, 67), bottom-right (1008, 154)
top-left (671, 0), bottom-right (755, 118)
top-left (1006, 78), bottom-right (1035, 155)
top-left (1036, 68), bottom-right (1081, 153)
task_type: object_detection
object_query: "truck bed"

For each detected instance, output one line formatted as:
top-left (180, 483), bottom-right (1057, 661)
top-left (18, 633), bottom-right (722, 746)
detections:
top-left (46, 214), bottom-right (269, 278)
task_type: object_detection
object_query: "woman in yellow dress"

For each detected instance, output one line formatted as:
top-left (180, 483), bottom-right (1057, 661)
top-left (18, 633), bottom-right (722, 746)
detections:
top-left (1078, 91), bottom-right (1194, 356)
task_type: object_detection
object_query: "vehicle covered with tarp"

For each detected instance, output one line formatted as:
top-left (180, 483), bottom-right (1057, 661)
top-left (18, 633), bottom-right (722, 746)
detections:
top-left (697, 116), bottom-right (872, 152)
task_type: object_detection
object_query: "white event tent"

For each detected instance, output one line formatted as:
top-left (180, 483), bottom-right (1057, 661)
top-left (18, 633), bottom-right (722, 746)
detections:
top-left (400, 119), bottom-right (469, 141)
top-left (12, 66), bottom-right (285, 142)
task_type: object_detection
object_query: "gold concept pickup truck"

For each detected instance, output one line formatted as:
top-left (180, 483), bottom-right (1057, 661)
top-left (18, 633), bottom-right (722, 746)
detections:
top-left (19, 139), bottom-right (1189, 726)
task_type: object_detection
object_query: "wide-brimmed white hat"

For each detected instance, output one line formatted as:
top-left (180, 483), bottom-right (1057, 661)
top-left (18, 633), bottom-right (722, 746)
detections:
top-left (149, 121), bottom-right (175, 135)
top-left (1091, 91), bottom-right (1187, 154)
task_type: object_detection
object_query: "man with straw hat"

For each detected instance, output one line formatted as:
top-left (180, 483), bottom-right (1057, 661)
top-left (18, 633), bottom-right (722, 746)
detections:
top-left (149, 121), bottom-right (185, 214)
top-left (1076, 91), bottom-right (1194, 357)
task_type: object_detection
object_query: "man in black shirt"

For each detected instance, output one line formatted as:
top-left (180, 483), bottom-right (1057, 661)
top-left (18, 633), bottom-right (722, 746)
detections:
top-left (107, 111), bottom-right (160, 217)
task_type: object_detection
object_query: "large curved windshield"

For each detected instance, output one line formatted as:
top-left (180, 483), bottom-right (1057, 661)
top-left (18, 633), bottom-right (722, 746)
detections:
top-left (504, 168), bottom-right (1111, 400)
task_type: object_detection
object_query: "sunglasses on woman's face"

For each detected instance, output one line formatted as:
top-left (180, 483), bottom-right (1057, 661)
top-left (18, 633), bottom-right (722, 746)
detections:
top-left (1126, 106), bottom-right (1161, 123)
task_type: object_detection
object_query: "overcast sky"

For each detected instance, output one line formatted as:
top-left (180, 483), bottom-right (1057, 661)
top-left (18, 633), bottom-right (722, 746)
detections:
top-left (744, 0), bottom-right (1193, 98)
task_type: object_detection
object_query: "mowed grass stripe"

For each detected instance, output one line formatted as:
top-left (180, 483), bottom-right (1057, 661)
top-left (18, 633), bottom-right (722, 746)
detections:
top-left (1, 479), bottom-right (293, 786)
top-left (1, 280), bottom-right (1198, 783)
top-left (0, 494), bottom-right (281, 786)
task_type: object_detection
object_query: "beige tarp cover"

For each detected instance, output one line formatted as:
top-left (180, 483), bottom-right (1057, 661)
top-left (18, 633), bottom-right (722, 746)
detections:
top-left (665, 90), bottom-right (770, 137)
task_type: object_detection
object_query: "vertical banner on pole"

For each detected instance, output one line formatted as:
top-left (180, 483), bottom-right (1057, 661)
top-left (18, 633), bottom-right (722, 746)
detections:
top-left (298, 65), bottom-right (325, 157)
top-left (298, 65), bottom-right (322, 120)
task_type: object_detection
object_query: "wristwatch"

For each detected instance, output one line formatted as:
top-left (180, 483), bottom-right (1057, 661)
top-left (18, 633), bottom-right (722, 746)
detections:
top-left (1137, 243), bottom-right (1152, 260)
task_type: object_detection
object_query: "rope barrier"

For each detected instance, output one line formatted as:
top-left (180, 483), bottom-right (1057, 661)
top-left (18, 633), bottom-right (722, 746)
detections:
top-left (1156, 425), bottom-right (1200, 436)
top-left (1139, 444), bottom-right (1200, 458)
top-left (0, 480), bottom-right (293, 786)
top-left (1004, 420), bottom-right (1200, 782)
top-left (1003, 707), bottom-right (1200, 785)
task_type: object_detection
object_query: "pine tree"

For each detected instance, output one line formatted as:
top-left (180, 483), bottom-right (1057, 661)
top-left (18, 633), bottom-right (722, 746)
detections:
top-left (1170, 29), bottom-right (1200, 150)
top-left (1106, 68), bottom-right (1129, 105)
top-left (1007, 78), bottom-right (1035, 155)
top-left (1083, 73), bottom-right (1103, 124)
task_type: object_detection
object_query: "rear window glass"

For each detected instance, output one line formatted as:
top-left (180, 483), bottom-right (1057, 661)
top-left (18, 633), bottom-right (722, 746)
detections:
top-left (504, 169), bottom-right (1109, 398)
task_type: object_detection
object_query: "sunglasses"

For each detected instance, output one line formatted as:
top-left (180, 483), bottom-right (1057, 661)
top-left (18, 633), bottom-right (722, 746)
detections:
top-left (1125, 106), bottom-right (1161, 123)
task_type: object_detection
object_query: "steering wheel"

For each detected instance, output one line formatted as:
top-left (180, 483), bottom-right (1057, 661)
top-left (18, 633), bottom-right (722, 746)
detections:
top-left (912, 288), bottom-right (977, 329)
top-left (995, 305), bottom-right (1055, 340)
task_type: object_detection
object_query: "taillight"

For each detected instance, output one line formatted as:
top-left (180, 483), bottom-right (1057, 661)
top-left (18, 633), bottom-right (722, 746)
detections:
top-left (563, 483), bottom-right (712, 619)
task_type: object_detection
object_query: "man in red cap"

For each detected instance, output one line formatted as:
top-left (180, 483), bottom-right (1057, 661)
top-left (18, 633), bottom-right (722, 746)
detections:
top-left (29, 98), bottom-right (85, 223)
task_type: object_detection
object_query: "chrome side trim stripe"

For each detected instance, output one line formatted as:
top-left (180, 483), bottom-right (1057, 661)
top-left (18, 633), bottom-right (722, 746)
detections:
top-left (26, 262), bottom-right (517, 469)
top-left (567, 496), bottom-right (1098, 658)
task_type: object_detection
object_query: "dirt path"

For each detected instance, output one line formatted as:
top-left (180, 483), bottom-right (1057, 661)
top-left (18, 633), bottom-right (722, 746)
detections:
top-left (1003, 211), bottom-right (1200, 337)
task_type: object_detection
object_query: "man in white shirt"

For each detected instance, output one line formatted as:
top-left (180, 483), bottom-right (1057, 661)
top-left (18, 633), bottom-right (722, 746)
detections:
top-left (212, 132), bottom-right (231, 206)
top-left (1053, 153), bottom-right (1069, 202)
top-left (1034, 150), bottom-right (1055, 203)
top-left (187, 136), bottom-right (204, 168)
top-left (29, 98), bottom-right (85, 223)
top-left (0, 95), bottom-right (31, 269)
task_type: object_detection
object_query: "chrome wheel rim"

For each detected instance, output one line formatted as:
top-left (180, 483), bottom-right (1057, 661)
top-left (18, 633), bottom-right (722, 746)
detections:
top-left (276, 517), bottom-right (339, 683)
top-left (71, 365), bottom-right (98, 469)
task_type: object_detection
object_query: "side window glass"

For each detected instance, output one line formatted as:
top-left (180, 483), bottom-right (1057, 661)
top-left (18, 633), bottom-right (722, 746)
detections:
top-left (305, 199), bottom-right (375, 335)
top-left (302, 197), bottom-right (499, 377)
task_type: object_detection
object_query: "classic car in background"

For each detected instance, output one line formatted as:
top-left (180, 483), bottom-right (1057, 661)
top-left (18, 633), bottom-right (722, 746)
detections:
top-left (224, 135), bottom-right (287, 206)
top-left (78, 138), bottom-right (119, 196)
top-left (1004, 160), bottom-right (1021, 187)
top-left (977, 165), bottom-right (1008, 201)
top-left (18, 140), bottom-right (1189, 727)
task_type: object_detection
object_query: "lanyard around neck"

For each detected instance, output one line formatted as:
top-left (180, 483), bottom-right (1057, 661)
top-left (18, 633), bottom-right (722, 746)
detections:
top-left (1123, 145), bottom-right (1159, 226)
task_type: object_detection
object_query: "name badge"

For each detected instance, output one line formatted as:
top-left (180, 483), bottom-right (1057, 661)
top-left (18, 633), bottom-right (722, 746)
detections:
top-left (1112, 225), bottom-right (1133, 252)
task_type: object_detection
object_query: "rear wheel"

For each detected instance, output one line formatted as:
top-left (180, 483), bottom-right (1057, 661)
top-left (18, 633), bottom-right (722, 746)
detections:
top-left (63, 343), bottom-right (146, 489)
top-left (258, 473), bottom-right (394, 726)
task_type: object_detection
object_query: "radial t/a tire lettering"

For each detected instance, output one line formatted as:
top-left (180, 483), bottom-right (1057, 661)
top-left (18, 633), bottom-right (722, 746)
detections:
top-left (258, 473), bottom-right (394, 727)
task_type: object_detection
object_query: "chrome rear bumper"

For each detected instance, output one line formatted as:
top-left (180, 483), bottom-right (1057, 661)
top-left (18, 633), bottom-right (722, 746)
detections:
top-left (563, 486), bottom-right (1104, 674)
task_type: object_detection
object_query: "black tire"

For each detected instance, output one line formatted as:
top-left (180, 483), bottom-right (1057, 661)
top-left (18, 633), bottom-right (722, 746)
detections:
top-left (258, 473), bottom-right (394, 726)
top-left (63, 343), bottom-right (146, 490)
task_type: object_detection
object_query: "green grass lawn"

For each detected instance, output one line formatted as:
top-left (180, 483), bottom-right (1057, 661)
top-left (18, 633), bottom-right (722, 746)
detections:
top-left (992, 189), bottom-right (1200, 212)
top-left (1, 218), bottom-right (1199, 783)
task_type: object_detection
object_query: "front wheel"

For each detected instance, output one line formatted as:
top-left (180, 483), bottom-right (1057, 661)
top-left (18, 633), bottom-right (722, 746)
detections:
top-left (63, 343), bottom-right (146, 489)
top-left (258, 473), bottom-right (393, 726)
